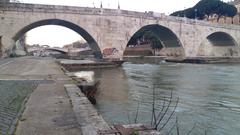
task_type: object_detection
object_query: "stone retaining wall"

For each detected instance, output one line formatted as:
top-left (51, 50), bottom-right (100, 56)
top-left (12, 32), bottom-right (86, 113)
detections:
top-left (64, 84), bottom-right (113, 135)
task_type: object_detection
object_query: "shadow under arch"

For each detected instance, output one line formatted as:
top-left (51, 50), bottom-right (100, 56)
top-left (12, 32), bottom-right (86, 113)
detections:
top-left (207, 32), bottom-right (238, 46)
top-left (44, 48), bottom-right (67, 54)
top-left (125, 24), bottom-right (185, 57)
top-left (13, 19), bottom-right (102, 58)
top-left (197, 31), bottom-right (239, 57)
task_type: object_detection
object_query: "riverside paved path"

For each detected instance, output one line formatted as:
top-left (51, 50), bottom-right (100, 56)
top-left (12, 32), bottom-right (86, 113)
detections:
top-left (0, 57), bottom-right (81, 135)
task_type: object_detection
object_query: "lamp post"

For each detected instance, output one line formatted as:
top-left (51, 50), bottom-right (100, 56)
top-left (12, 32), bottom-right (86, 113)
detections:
top-left (195, 9), bottom-right (198, 20)
top-left (184, 7), bottom-right (186, 18)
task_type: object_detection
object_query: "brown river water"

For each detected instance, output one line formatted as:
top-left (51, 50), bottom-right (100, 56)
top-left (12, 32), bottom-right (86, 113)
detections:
top-left (91, 62), bottom-right (240, 135)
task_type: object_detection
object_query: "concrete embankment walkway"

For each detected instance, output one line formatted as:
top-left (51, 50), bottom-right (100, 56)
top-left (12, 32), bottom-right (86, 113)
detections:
top-left (0, 56), bottom-right (114, 135)
top-left (16, 77), bottom-right (81, 135)
top-left (1, 57), bottom-right (160, 135)
top-left (0, 57), bottom-right (81, 135)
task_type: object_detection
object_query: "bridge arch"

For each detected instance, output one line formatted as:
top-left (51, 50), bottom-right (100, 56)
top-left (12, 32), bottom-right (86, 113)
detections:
top-left (13, 19), bottom-right (102, 58)
top-left (124, 24), bottom-right (185, 57)
top-left (207, 32), bottom-right (238, 47)
top-left (198, 31), bottom-right (240, 57)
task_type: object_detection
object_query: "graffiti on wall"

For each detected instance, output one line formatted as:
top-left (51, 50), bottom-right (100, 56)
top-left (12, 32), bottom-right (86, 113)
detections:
top-left (102, 47), bottom-right (119, 57)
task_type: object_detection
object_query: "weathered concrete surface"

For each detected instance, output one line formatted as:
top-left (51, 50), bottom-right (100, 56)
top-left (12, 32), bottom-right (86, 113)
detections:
top-left (0, 57), bottom-right (57, 76)
top-left (1, 3), bottom-right (240, 59)
top-left (60, 59), bottom-right (95, 65)
top-left (0, 57), bottom-right (71, 80)
top-left (16, 82), bottom-right (81, 135)
top-left (0, 57), bottom-right (81, 135)
top-left (59, 59), bottom-right (123, 71)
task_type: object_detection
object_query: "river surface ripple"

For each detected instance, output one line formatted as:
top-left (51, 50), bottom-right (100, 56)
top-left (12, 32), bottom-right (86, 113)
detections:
top-left (94, 62), bottom-right (240, 135)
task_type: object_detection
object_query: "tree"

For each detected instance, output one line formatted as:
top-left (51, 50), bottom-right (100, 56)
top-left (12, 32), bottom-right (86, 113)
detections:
top-left (225, 4), bottom-right (237, 17)
top-left (127, 29), bottom-right (163, 49)
top-left (171, 10), bottom-right (184, 17)
top-left (143, 31), bottom-right (163, 49)
top-left (170, 0), bottom-right (237, 21)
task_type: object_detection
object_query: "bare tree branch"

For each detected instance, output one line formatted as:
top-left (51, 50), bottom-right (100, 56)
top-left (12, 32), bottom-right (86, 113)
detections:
top-left (166, 122), bottom-right (177, 135)
top-left (159, 97), bottom-right (179, 130)
top-left (134, 100), bottom-right (140, 123)
top-left (176, 116), bottom-right (180, 135)
top-left (151, 85), bottom-right (157, 126)
top-left (155, 90), bottom-right (173, 129)
top-left (155, 96), bottom-right (166, 124)
top-left (186, 123), bottom-right (197, 135)
top-left (126, 111), bottom-right (131, 124)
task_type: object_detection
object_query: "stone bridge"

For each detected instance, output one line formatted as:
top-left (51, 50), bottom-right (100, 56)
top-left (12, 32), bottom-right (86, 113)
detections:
top-left (1, 3), bottom-right (240, 59)
top-left (28, 47), bottom-right (68, 53)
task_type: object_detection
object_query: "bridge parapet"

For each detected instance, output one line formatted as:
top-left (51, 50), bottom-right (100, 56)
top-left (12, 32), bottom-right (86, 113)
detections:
top-left (0, 3), bottom-right (153, 17)
top-left (165, 15), bottom-right (240, 30)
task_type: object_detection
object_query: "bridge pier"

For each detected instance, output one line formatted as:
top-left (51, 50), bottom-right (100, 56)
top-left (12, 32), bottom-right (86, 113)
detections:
top-left (0, 35), bottom-right (15, 57)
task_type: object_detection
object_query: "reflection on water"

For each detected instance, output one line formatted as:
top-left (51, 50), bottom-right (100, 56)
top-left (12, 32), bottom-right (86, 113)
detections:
top-left (94, 62), bottom-right (240, 135)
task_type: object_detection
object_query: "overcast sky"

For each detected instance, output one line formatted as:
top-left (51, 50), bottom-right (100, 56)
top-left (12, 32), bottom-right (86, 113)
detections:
top-left (24, 0), bottom-right (231, 47)
top-left (22, 0), bottom-right (204, 14)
